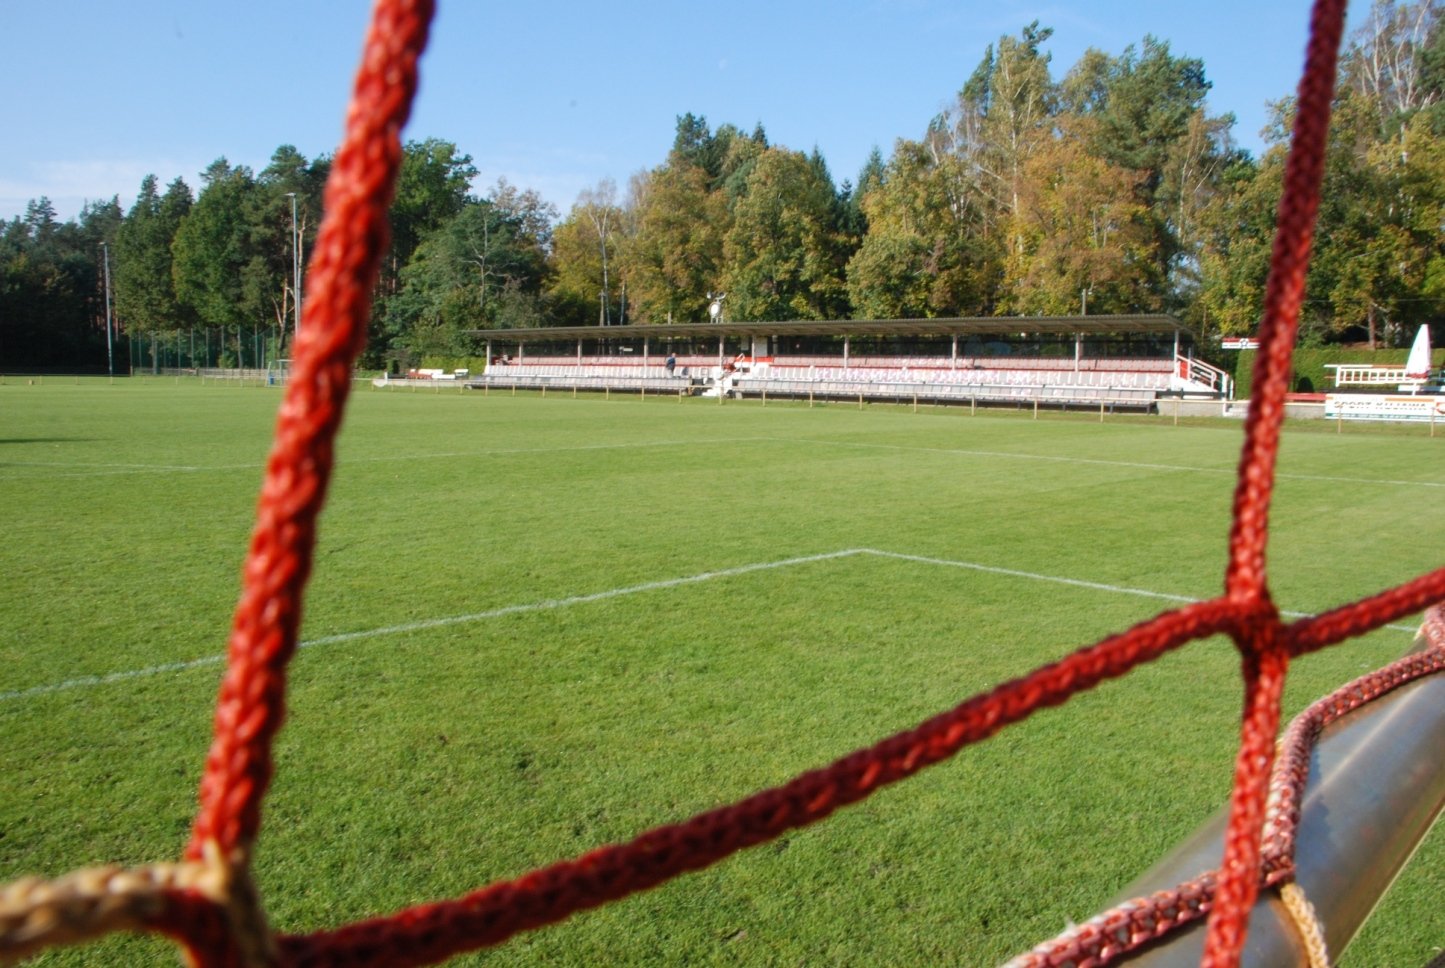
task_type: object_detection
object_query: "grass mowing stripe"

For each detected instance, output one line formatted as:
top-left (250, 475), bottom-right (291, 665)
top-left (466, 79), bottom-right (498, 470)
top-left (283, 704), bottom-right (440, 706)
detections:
top-left (345, 436), bottom-right (780, 461)
top-left (6, 546), bottom-right (1413, 706)
top-left (0, 465), bottom-right (206, 476)
top-left (786, 437), bottom-right (1445, 489)
top-left (0, 437), bottom-right (780, 479)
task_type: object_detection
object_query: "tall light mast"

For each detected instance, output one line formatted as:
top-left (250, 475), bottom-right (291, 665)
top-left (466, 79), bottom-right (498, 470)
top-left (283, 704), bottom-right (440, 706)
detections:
top-left (101, 241), bottom-right (114, 378)
top-left (285, 192), bottom-right (302, 337)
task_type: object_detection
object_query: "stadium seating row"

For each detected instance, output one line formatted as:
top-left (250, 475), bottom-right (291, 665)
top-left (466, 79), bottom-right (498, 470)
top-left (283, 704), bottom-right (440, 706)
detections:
top-left (764, 367), bottom-right (1170, 389)
top-left (485, 364), bottom-right (685, 379)
top-left (467, 370), bottom-right (1159, 408)
top-left (737, 377), bottom-right (1157, 406)
top-left (478, 364), bottom-right (1170, 391)
top-left (468, 352), bottom-right (1201, 408)
top-left (494, 356), bottom-right (1171, 375)
top-left (761, 356), bottom-right (1174, 372)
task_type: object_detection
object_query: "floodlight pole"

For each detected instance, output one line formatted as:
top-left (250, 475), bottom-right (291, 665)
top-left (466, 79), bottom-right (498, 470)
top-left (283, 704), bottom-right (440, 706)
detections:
top-left (100, 241), bottom-right (114, 378)
top-left (285, 192), bottom-right (302, 338)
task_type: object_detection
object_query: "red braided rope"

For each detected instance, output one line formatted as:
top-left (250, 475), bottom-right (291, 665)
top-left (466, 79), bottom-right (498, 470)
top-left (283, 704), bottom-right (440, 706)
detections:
top-left (6, 0), bottom-right (1441, 966)
top-left (1208, 0), bottom-right (1347, 961)
top-left (188, 0), bottom-right (434, 865)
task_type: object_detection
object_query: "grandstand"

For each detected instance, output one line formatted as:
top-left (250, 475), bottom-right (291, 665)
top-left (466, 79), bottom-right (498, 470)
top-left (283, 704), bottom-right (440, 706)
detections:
top-left (464, 315), bottom-right (1232, 411)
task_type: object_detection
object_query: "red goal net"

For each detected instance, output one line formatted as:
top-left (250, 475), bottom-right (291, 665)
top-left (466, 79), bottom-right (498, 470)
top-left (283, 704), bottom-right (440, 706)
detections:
top-left (2, 1), bottom-right (1442, 966)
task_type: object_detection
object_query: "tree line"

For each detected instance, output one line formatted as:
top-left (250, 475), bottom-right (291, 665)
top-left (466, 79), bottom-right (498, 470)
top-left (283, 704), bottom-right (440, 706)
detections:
top-left (3, 1), bottom-right (1441, 372)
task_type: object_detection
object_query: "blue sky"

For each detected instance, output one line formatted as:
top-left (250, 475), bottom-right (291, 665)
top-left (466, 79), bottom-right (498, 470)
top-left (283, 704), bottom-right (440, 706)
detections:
top-left (2, 0), bottom-right (1368, 224)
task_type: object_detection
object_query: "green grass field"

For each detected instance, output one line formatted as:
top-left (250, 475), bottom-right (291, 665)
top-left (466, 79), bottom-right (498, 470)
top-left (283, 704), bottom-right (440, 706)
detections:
top-left (2, 378), bottom-right (1441, 966)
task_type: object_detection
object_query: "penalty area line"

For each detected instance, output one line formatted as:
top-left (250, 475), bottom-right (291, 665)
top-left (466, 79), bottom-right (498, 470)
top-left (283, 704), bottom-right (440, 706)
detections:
top-left (2, 547), bottom-right (1418, 705)
top-left (857, 548), bottom-right (1420, 634)
top-left (0, 549), bottom-right (867, 705)
top-left (299, 548), bottom-right (866, 648)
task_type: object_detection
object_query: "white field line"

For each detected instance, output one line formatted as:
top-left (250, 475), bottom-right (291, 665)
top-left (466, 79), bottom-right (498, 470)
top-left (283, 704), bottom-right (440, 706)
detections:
top-left (1, 548), bottom-right (1419, 706)
top-left (0, 655), bottom-right (231, 704)
top-left (297, 548), bottom-right (862, 648)
top-left (0, 550), bottom-right (861, 704)
top-left (783, 437), bottom-right (1445, 490)
top-left (0, 438), bottom-right (778, 480)
top-left (860, 549), bottom-right (1200, 605)
top-left (857, 549), bottom-right (1419, 633)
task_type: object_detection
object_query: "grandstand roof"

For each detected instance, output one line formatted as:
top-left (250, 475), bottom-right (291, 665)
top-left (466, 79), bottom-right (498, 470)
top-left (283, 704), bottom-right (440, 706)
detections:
top-left (470, 315), bottom-right (1192, 343)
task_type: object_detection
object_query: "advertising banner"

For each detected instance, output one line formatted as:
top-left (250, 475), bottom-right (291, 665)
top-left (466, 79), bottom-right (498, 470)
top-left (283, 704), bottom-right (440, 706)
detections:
top-left (1324, 393), bottom-right (1445, 422)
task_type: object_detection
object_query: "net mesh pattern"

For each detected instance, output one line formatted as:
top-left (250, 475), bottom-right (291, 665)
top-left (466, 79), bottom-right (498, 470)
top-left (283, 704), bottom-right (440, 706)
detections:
top-left (2, 0), bottom-right (1443, 966)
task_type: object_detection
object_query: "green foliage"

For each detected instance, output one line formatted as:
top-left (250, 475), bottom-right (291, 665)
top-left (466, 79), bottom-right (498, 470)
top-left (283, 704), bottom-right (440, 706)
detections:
top-left (417, 354), bottom-right (490, 374)
top-left (171, 159), bottom-right (257, 330)
top-left (722, 148), bottom-right (850, 320)
top-left (1062, 35), bottom-right (1226, 308)
top-left (0, 196), bottom-right (118, 369)
top-left (839, 147), bottom-right (886, 240)
top-left (382, 198), bottom-right (549, 355)
top-left (250, 146), bottom-right (329, 338)
top-left (548, 180), bottom-right (620, 327)
top-left (620, 162), bottom-right (727, 323)
top-left (1088, 36), bottom-right (1211, 190)
top-left (1001, 116), bottom-right (1154, 314)
top-left (670, 112), bottom-right (721, 176)
top-left (545, 215), bottom-right (602, 326)
top-left (114, 176), bottom-right (193, 337)
top-left (1232, 343), bottom-right (1445, 396)
top-left (846, 230), bottom-right (936, 319)
top-left (845, 140), bottom-right (994, 318)
top-left (1192, 152), bottom-right (1280, 340)
top-left (384, 139), bottom-right (477, 294)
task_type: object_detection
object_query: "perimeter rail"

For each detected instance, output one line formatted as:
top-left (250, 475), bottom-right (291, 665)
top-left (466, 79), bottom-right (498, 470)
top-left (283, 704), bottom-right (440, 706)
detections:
top-left (463, 374), bottom-right (682, 394)
top-left (128, 368), bottom-right (277, 382)
top-left (1177, 355), bottom-right (1234, 399)
top-left (738, 377), bottom-right (1157, 410)
top-left (1323, 364), bottom-right (1410, 387)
